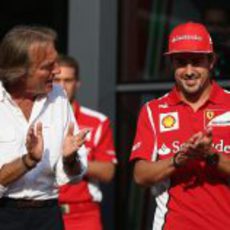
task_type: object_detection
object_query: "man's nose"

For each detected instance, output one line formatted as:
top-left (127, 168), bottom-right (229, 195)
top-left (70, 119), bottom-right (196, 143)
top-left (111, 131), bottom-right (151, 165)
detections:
top-left (58, 81), bottom-right (65, 88)
top-left (184, 64), bottom-right (195, 77)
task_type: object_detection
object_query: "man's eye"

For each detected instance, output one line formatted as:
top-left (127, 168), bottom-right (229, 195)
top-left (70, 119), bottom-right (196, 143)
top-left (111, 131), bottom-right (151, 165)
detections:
top-left (66, 79), bottom-right (74, 83)
top-left (41, 63), bottom-right (54, 71)
top-left (191, 59), bottom-right (202, 66)
top-left (176, 60), bottom-right (186, 66)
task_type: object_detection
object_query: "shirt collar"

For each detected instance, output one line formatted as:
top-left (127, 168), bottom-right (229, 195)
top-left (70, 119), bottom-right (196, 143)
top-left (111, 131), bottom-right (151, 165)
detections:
top-left (208, 81), bottom-right (227, 105)
top-left (167, 81), bottom-right (226, 106)
top-left (0, 81), bottom-right (6, 101)
top-left (0, 81), bottom-right (13, 102)
top-left (0, 80), bottom-right (49, 106)
top-left (167, 86), bottom-right (182, 105)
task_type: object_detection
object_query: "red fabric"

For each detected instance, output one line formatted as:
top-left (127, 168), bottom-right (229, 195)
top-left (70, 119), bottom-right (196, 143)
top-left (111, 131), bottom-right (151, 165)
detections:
top-left (63, 202), bottom-right (102, 230)
top-left (130, 82), bottom-right (230, 230)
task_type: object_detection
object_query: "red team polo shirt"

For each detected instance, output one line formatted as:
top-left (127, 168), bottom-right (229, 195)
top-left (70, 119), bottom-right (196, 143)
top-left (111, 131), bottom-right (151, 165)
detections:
top-left (130, 82), bottom-right (230, 230)
top-left (59, 101), bottom-right (116, 204)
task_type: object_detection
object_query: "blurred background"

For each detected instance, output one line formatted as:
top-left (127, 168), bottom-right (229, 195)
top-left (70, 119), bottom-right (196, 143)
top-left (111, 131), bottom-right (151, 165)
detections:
top-left (1, 0), bottom-right (230, 229)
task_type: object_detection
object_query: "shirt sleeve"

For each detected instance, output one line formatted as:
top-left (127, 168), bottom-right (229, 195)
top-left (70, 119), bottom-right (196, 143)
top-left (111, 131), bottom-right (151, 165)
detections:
top-left (91, 118), bottom-right (117, 163)
top-left (55, 100), bottom-right (87, 186)
top-left (129, 103), bottom-right (157, 162)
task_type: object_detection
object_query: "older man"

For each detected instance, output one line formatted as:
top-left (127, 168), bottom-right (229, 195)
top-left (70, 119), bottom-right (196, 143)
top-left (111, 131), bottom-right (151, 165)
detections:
top-left (0, 26), bottom-right (87, 230)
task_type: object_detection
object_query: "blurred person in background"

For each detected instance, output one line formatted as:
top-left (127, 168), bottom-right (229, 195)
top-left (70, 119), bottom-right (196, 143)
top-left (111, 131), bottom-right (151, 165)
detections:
top-left (54, 55), bottom-right (117, 230)
top-left (130, 22), bottom-right (230, 230)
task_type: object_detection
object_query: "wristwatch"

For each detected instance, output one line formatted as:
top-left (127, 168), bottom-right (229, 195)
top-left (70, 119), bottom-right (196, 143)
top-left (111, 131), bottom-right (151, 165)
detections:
top-left (206, 153), bottom-right (219, 167)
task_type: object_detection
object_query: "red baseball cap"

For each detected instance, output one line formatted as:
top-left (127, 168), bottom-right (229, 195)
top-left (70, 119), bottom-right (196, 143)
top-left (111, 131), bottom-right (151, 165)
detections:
top-left (165, 22), bottom-right (213, 55)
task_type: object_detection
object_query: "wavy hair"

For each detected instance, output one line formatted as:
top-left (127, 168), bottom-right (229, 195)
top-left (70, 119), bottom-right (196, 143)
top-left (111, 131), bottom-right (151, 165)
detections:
top-left (0, 25), bottom-right (57, 87)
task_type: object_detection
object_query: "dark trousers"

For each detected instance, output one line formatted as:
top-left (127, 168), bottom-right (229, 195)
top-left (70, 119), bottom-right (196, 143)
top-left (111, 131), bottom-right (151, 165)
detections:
top-left (0, 199), bottom-right (64, 230)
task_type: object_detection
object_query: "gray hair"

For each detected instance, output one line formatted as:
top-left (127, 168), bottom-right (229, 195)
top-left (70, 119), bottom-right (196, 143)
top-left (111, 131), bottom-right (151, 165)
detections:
top-left (0, 25), bottom-right (57, 86)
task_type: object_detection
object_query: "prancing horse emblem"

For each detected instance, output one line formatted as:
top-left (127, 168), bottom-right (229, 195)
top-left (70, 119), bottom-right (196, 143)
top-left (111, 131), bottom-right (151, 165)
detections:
top-left (206, 111), bottom-right (214, 120)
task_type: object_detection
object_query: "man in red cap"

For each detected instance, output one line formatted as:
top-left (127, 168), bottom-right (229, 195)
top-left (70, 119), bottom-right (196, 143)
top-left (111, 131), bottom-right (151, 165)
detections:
top-left (130, 21), bottom-right (230, 230)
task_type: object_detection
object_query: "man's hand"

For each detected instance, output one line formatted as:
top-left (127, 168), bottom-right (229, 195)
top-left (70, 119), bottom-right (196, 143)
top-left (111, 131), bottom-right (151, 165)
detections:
top-left (172, 127), bottom-right (213, 167)
top-left (62, 123), bottom-right (89, 175)
top-left (24, 122), bottom-right (44, 169)
top-left (185, 127), bottom-right (213, 159)
top-left (63, 122), bottom-right (88, 158)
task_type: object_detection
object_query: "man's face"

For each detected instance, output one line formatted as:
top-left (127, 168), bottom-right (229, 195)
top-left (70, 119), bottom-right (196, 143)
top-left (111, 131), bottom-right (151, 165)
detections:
top-left (53, 66), bottom-right (78, 102)
top-left (26, 42), bottom-right (60, 96)
top-left (172, 53), bottom-right (215, 97)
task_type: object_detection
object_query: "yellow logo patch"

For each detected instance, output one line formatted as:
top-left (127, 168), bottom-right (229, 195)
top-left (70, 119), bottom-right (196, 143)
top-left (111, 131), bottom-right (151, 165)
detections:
top-left (206, 111), bottom-right (215, 120)
top-left (162, 115), bottom-right (176, 128)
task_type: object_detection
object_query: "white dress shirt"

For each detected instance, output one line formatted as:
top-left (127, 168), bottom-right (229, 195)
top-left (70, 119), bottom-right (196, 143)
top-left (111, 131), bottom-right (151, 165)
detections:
top-left (0, 82), bottom-right (87, 200)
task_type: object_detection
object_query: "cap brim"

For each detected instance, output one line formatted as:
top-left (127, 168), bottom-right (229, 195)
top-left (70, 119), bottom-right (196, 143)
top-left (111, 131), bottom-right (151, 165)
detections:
top-left (164, 50), bottom-right (213, 55)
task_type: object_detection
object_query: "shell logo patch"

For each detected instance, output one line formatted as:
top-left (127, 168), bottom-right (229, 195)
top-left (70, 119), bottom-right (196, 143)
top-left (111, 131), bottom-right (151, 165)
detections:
top-left (160, 112), bottom-right (179, 132)
top-left (162, 115), bottom-right (176, 128)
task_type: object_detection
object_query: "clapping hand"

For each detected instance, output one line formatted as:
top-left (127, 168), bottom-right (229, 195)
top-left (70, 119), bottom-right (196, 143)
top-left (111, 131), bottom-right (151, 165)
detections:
top-left (25, 122), bottom-right (44, 165)
top-left (173, 127), bottom-right (213, 167)
top-left (63, 122), bottom-right (89, 158)
top-left (184, 127), bottom-right (213, 159)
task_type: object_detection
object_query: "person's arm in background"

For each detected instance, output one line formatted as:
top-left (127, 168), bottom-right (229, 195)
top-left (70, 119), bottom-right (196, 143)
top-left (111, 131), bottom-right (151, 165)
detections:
top-left (87, 161), bottom-right (115, 183)
top-left (86, 119), bottom-right (116, 183)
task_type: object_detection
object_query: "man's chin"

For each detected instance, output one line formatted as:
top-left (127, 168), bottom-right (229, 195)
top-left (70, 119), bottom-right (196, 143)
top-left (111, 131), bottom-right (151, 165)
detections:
top-left (182, 83), bottom-right (200, 93)
top-left (182, 87), bottom-right (204, 99)
top-left (34, 85), bottom-right (53, 97)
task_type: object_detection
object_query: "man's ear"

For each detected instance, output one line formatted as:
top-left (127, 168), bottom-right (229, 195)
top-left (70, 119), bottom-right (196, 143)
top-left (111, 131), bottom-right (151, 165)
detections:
top-left (76, 81), bottom-right (81, 90)
top-left (209, 53), bottom-right (217, 70)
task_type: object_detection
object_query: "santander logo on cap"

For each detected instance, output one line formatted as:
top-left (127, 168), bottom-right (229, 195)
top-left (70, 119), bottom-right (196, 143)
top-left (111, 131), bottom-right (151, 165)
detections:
top-left (165, 21), bottom-right (213, 54)
top-left (171, 34), bottom-right (202, 43)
